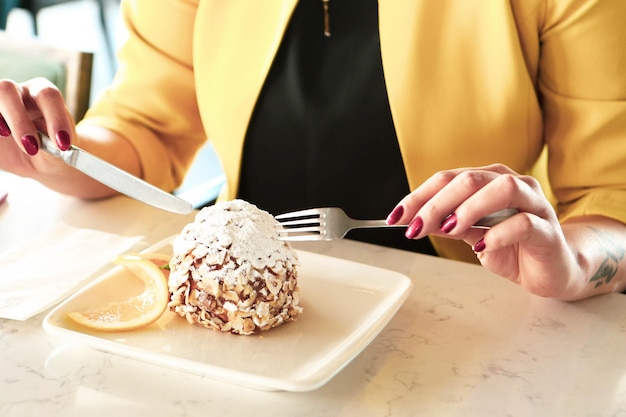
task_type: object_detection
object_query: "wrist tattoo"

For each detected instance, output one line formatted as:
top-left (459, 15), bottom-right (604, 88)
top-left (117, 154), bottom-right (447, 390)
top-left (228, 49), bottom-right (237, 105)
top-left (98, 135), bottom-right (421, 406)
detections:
top-left (589, 227), bottom-right (625, 288)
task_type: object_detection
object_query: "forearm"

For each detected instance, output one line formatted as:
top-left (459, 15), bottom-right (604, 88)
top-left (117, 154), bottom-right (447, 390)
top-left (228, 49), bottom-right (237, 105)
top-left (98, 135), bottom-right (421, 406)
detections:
top-left (561, 216), bottom-right (626, 300)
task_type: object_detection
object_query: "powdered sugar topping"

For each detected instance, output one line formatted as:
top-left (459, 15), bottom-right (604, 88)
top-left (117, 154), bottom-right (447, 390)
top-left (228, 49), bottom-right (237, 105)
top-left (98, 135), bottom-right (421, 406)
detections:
top-left (169, 199), bottom-right (298, 288)
top-left (167, 200), bottom-right (302, 335)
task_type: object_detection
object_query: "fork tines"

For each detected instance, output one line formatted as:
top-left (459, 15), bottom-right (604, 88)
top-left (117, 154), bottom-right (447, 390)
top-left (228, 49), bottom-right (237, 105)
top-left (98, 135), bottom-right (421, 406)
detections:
top-left (275, 208), bottom-right (326, 240)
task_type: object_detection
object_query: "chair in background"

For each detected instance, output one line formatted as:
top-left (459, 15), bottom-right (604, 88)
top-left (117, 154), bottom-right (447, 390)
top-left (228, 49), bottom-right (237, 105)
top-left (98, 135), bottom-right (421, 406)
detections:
top-left (0, 0), bottom-right (20, 29)
top-left (0, 28), bottom-right (223, 207)
top-left (1, 0), bottom-right (116, 72)
top-left (0, 31), bottom-right (93, 121)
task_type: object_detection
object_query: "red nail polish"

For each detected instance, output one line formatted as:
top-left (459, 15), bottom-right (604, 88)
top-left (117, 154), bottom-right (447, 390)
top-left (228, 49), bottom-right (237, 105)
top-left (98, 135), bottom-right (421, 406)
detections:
top-left (440, 213), bottom-right (457, 233)
top-left (473, 238), bottom-right (486, 252)
top-left (55, 130), bottom-right (71, 151)
top-left (405, 216), bottom-right (423, 239)
top-left (21, 135), bottom-right (39, 155)
top-left (0, 117), bottom-right (10, 137)
top-left (386, 205), bottom-right (404, 225)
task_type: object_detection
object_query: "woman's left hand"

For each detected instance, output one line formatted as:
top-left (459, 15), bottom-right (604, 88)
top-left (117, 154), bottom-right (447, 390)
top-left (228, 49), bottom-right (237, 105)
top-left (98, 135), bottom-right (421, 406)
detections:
top-left (387, 163), bottom-right (585, 298)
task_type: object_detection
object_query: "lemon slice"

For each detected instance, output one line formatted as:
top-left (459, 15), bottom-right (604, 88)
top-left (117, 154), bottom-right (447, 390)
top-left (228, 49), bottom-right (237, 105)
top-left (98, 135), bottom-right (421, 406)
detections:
top-left (66, 253), bottom-right (171, 332)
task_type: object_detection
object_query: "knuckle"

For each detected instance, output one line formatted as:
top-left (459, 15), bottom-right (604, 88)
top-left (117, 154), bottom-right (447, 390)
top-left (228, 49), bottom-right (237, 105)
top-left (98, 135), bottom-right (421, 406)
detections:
top-left (496, 173), bottom-right (542, 196)
top-left (515, 211), bottom-right (535, 232)
top-left (433, 169), bottom-right (457, 186)
top-left (418, 201), bottom-right (445, 225)
top-left (31, 83), bottom-right (61, 101)
top-left (521, 174), bottom-right (541, 190)
top-left (456, 170), bottom-right (486, 191)
top-left (488, 162), bottom-right (513, 174)
top-left (0, 79), bottom-right (19, 96)
top-left (495, 173), bottom-right (523, 194)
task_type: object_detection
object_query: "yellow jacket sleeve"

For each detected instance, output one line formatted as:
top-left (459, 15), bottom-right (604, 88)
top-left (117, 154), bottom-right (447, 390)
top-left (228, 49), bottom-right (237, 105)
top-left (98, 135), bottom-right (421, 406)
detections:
top-left (540, 0), bottom-right (626, 224)
top-left (78, 0), bottom-right (205, 192)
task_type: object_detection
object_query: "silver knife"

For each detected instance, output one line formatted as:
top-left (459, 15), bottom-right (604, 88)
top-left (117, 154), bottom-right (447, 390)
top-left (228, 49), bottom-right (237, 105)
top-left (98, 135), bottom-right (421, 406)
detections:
top-left (39, 133), bottom-right (193, 214)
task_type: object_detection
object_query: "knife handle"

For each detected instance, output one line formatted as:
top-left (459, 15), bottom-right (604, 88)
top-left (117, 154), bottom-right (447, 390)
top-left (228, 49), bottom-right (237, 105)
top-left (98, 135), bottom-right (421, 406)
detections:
top-left (38, 133), bottom-right (63, 157)
top-left (38, 132), bottom-right (76, 165)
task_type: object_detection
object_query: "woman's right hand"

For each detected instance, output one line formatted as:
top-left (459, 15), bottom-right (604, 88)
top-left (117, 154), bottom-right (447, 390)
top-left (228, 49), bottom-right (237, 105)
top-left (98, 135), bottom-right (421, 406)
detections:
top-left (0, 77), bottom-right (76, 177)
top-left (0, 77), bottom-right (137, 200)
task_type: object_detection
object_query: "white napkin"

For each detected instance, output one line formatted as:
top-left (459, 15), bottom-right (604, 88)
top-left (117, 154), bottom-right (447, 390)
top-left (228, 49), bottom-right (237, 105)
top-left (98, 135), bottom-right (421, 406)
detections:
top-left (0, 223), bottom-right (143, 320)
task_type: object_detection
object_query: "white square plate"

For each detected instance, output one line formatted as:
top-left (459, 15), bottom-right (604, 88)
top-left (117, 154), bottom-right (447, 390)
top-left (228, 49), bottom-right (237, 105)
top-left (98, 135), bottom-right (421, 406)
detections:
top-left (43, 236), bottom-right (413, 391)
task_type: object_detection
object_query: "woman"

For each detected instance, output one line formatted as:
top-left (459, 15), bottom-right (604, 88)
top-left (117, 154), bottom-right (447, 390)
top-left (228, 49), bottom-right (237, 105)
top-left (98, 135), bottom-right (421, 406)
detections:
top-left (1, 0), bottom-right (625, 300)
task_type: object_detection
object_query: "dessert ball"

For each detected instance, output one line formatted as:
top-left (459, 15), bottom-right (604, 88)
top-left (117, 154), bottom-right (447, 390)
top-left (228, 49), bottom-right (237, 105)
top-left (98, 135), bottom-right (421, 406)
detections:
top-left (168, 199), bottom-right (302, 335)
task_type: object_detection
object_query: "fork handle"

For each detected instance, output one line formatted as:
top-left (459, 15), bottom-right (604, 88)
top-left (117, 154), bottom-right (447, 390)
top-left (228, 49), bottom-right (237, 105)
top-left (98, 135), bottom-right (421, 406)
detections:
top-left (352, 208), bottom-right (518, 230)
top-left (472, 208), bottom-right (519, 229)
top-left (351, 220), bottom-right (405, 229)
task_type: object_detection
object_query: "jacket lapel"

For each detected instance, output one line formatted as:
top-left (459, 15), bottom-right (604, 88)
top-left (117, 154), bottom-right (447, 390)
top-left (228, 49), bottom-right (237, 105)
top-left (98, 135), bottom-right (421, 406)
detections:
top-left (193, 0), bottom-right (298, 199)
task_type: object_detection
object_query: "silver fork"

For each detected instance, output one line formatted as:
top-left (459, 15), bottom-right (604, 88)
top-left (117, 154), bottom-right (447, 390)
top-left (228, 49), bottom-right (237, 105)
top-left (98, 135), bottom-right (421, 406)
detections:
top-left (275, 207), bottom-right (518, 241)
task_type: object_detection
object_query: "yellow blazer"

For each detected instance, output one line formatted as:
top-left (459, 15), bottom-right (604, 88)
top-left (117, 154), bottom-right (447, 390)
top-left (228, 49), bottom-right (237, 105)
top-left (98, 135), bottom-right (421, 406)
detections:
top-left (82, 0), bottom-right (626, 263)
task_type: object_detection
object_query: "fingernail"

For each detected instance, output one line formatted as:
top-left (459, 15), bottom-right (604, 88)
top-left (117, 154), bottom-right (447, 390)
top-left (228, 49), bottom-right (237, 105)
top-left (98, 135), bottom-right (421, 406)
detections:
top-left (473, 238), bottom-right (486, 253)
top-left (0, 117), bottom-right (10, 137)
top-left (21, 134), bottom-right (39, 155)
top-left (440, 213), bottom-right (457, 233)
top-left (386, 205), bottom-right (404, 225)
top-left (55, 130), bottom-right (71, 151)
top-left (405, 216), bottom-right (423, 239)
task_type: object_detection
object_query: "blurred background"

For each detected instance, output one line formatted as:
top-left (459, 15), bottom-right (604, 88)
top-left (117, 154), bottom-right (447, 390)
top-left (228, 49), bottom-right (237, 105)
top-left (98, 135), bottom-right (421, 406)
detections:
top-left (1, 0), bottom-right (124, 103)
top-left (1, 0), bottom-right (225, 207)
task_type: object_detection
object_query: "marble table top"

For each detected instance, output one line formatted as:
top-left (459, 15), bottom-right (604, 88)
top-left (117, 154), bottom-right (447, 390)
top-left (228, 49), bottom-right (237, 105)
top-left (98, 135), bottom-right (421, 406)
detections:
top-left (2, 172), bottom-right (626, 417)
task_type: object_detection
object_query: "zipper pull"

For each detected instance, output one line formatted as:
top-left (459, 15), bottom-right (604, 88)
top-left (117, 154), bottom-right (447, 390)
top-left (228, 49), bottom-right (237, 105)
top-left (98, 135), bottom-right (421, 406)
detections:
top-left (321, 0), bottom-right (331, 37)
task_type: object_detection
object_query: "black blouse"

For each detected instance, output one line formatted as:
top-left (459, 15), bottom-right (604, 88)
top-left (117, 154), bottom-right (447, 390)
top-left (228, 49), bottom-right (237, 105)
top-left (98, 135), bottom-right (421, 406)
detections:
top-left (238, 0), bottom-right (436, 255)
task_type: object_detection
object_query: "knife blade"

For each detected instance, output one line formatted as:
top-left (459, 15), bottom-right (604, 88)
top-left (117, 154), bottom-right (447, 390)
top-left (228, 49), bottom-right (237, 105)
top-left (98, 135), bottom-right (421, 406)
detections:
top-left (39, 133), bottom-right (193, 214)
